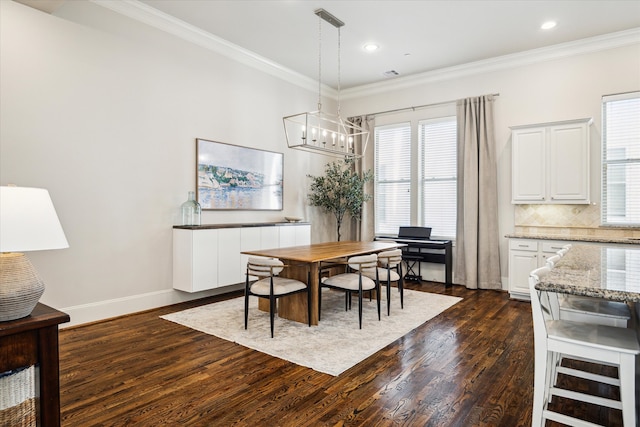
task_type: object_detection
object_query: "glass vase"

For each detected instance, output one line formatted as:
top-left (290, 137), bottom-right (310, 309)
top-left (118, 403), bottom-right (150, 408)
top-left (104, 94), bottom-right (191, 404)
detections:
top-left (181, 191), bottom-right (201, 226)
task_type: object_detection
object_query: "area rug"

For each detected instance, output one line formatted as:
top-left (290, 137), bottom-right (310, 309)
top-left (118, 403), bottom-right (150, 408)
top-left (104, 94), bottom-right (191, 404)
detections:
top-left (161, 288), bottom-right (461, 376)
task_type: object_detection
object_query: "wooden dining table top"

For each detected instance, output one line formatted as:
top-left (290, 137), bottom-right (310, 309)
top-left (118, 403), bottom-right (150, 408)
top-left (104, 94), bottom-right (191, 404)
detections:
top-left (241, 240), bottom-right (402, 263)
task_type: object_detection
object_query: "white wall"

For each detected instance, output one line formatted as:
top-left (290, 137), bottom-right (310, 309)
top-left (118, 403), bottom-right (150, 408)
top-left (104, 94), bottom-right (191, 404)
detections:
top-left (341, 41), bottom-right (640, 287)
top-left (0, 0), bottom-right (332, 326)
top-left (2, 1), bottom-right (639, 325)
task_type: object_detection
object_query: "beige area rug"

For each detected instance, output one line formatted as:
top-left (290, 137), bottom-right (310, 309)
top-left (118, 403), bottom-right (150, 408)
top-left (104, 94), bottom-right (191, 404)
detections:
top-left (161, 288), bottom-right (461, 376)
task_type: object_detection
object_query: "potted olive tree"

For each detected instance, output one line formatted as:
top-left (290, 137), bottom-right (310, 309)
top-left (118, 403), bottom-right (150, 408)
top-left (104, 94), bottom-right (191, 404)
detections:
top-left (307, 159), bottom-right (373, 241)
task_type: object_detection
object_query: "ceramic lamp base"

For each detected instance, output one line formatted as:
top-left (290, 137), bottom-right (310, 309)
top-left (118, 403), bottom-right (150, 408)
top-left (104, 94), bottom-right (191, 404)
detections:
top-left (0, 253), bottom-right (45, 321)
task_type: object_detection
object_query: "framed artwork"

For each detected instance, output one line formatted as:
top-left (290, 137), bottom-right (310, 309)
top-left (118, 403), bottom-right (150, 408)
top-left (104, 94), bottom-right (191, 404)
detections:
top-left (196, 138), bottom-right (283, 210)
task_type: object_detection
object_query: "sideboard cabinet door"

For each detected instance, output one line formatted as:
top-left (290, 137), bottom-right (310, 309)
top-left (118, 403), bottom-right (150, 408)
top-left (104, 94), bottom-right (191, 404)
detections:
top-left (173, 229), bottom-right (218, 292)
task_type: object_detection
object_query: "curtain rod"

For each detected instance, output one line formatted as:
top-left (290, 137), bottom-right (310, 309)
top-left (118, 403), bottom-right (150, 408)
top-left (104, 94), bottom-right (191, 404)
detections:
top-left (363, 93), bottom-right (500, 120)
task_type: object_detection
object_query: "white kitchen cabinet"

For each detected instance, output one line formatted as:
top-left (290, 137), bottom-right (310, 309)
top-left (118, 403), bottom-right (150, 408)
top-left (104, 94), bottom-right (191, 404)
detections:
top-left (511, 118), bottom-right (591, 204)
top-left (173, 223), bottom-right (311, 293)
top-left (508, 239), bottom-right (539, 300)
top-left (508, 238), bottom-right (570, 300)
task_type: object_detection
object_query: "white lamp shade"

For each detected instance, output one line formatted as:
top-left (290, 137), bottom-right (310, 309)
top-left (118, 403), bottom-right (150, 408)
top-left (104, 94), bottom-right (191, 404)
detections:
top-left (0, 186), bottom-right (69, 252)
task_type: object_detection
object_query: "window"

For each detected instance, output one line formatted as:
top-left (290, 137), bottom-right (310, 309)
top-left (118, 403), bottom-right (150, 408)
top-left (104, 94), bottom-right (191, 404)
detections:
top-left (374, 123), bottom-right (411, 235)
top-left (602, 92), bottom-right (640, 226)
top-left (419, 117), bottom-right (457, 238)
top-left (373, 114), bottom-right (457, 239)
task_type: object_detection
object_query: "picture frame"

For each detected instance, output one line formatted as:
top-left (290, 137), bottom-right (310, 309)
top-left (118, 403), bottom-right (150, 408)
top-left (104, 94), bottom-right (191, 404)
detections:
top-left (196, 138), bottom-right (283, 210)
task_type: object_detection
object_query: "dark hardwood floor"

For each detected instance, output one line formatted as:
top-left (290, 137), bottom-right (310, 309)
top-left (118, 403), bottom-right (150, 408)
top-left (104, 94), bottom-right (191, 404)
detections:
top-left (58, 282), bottom-right (626, 426)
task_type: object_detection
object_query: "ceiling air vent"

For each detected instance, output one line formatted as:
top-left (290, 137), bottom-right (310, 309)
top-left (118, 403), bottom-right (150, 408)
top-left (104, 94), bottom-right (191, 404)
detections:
top-left (383, 70), bottom-right (400, 78)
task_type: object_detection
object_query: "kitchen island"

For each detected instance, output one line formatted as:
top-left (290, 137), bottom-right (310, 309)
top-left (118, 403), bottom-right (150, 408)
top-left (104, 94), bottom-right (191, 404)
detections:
top-left (535, 244), bottom-right (640, 302)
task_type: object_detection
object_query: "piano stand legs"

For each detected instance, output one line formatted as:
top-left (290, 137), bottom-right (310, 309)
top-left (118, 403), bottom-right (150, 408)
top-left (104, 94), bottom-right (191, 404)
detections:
top-left (403, 256), bottom-right (423, 283)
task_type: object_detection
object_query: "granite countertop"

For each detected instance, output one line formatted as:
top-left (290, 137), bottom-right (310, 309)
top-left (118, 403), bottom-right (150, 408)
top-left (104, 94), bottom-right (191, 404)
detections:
top-left (506, 233), bottom-right (640, 245)
top-left (536, 244), bottom-right (640, 302)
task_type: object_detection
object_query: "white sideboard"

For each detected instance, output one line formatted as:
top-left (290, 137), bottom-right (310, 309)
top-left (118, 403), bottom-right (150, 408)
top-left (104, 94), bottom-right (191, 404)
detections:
top-left (511, 118), bottom-right (591, 204)
top-left (173, 223), bottom-right (311, 292)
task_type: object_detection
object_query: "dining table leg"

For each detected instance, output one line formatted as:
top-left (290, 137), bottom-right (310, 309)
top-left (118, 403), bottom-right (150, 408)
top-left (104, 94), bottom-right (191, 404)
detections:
top-left (277, 262), bottom-right (319, 325)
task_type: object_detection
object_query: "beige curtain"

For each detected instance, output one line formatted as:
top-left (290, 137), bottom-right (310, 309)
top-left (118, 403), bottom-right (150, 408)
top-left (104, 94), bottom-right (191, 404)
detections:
top-left (348, 116), bottom-right (375, 242)
top-left (454, 95), bottom-right (501, 289)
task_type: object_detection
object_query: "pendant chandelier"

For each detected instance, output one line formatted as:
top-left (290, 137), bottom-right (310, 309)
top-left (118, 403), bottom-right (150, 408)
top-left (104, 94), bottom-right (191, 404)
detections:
top-left (283, 9), bottom-right (369, 159)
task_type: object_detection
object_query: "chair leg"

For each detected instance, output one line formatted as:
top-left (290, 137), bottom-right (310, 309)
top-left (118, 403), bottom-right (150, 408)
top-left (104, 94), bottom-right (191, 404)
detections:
top-left (619, 353), bottom-right (636, 427)
top-left (269, 295), bottom-right (276, 338)
top-left (386, 271), bottom-right (391, 316)
top-left (244, 278), bottom-right (250, 330)
top-left (358, 290), bottom-right (363, 329)
top-left (358, 274), bottom-right (363, 329)
top-left (318, 282), bottom-right (322, 322)
top-left (307, 272), bottom-right (311, 327)
top-left (376, 276), bottom-right (381, 321)
top-left (398, 264), bottom-right (404, 309)
top-left (531, 347), bottom-right (549, 427)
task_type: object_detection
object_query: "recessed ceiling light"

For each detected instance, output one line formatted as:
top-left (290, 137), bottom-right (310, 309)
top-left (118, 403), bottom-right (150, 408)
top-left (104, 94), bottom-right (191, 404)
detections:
top-left (363, 43), bottom-right (379, 52)
top-left (541, 21), bottom-right (557, 30)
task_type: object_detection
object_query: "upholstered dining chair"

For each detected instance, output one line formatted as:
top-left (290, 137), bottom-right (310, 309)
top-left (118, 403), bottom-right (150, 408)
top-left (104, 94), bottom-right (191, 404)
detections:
top-left (529, 267), bottom-right (639, 427)
top-left (319, 253), bottom-right (381, 329)
top-left (244, 257), bottom-right (310, 338)
top-left (362, 249), bottom-right (403, 316)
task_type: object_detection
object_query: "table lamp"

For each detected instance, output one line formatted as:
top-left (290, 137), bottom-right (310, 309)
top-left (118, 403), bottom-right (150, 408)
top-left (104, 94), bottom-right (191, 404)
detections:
top-left (0, 186), bottom-right (69, 321)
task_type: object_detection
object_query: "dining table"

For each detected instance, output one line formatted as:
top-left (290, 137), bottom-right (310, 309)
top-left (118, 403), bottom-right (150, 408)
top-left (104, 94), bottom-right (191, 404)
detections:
top-left (535, 243), bottom-right (640, 303)
top-left (241, 240), bottom-right (403, 325)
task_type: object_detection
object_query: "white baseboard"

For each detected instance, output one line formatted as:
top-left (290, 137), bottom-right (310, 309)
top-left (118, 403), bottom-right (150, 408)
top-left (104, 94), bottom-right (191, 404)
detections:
top-left (59, 284), bottom-right (244, 328)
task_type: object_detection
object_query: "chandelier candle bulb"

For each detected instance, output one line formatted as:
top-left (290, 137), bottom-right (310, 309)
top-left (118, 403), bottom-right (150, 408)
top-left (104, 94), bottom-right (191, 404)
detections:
top-left (282, 8), bottom-right (369, 158)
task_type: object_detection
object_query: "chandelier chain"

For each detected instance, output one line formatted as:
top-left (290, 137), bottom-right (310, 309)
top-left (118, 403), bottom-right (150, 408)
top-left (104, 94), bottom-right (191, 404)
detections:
top-left (337, 26), bottom-right (341, 119)
top-left (317, 13), bottom-right (322, 112)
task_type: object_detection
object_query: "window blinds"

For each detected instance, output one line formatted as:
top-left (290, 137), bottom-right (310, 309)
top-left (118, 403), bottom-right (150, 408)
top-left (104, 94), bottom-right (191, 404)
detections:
top-left (374, 123), bottom-right (411, 235)
top-left (419, 117), bottom-right (457, 238)
top-left (602, 92), bottom-right (640, 226)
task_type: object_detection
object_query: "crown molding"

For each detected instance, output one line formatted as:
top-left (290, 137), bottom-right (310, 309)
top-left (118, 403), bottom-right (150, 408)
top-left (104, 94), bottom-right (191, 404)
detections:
top-left (90, 0), bottom-right (337, 98)
top-left (90, 0), bottom-right (637, 101)
top-left (342, 27), bottom-right (640, 100)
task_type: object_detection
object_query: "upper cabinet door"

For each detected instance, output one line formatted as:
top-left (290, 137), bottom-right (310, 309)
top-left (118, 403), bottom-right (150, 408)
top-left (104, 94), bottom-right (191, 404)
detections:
top-left (547, 122), bottom-right (590, 202)
top-left (511, 118), bottom-right (591, 204)
top-left (512, 127), bottom-right (546, 203)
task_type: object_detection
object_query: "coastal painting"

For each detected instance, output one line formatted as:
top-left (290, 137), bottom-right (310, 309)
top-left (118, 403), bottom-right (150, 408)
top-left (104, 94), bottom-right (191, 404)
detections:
top-left (196, 139), bottom-right (283, 210)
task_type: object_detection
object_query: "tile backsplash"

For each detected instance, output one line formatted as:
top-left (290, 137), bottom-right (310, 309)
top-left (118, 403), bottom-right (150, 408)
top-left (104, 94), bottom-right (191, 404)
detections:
top-left (513, 204), bottom-right (640, 239)
top-left (514, 204), bottom-right (600, 228)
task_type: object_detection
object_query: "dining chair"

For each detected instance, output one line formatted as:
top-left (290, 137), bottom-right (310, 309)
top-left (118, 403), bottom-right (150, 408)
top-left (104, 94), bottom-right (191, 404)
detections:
top-left (362, 249), bottom-right (403, 316)
top-left (244, 257), bottom-right (310, 338)
top-left (319, 253), bottom-right (381, 329)
top-left (529, 267), bottom-right (640, 427)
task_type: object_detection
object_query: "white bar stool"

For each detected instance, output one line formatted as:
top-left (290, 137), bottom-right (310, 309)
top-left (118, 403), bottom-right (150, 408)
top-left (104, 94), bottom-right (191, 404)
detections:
top-left (529, 267), bottom-right (640, 427)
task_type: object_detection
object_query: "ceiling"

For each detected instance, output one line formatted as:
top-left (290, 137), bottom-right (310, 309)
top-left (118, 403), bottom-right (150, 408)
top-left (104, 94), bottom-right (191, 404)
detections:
top-left (17, 0), bottom-right (640, 90)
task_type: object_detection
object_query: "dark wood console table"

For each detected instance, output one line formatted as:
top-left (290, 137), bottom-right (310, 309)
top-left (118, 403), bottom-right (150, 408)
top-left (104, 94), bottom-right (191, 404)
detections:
top-left (0, 303), bottom-right (70, 426)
